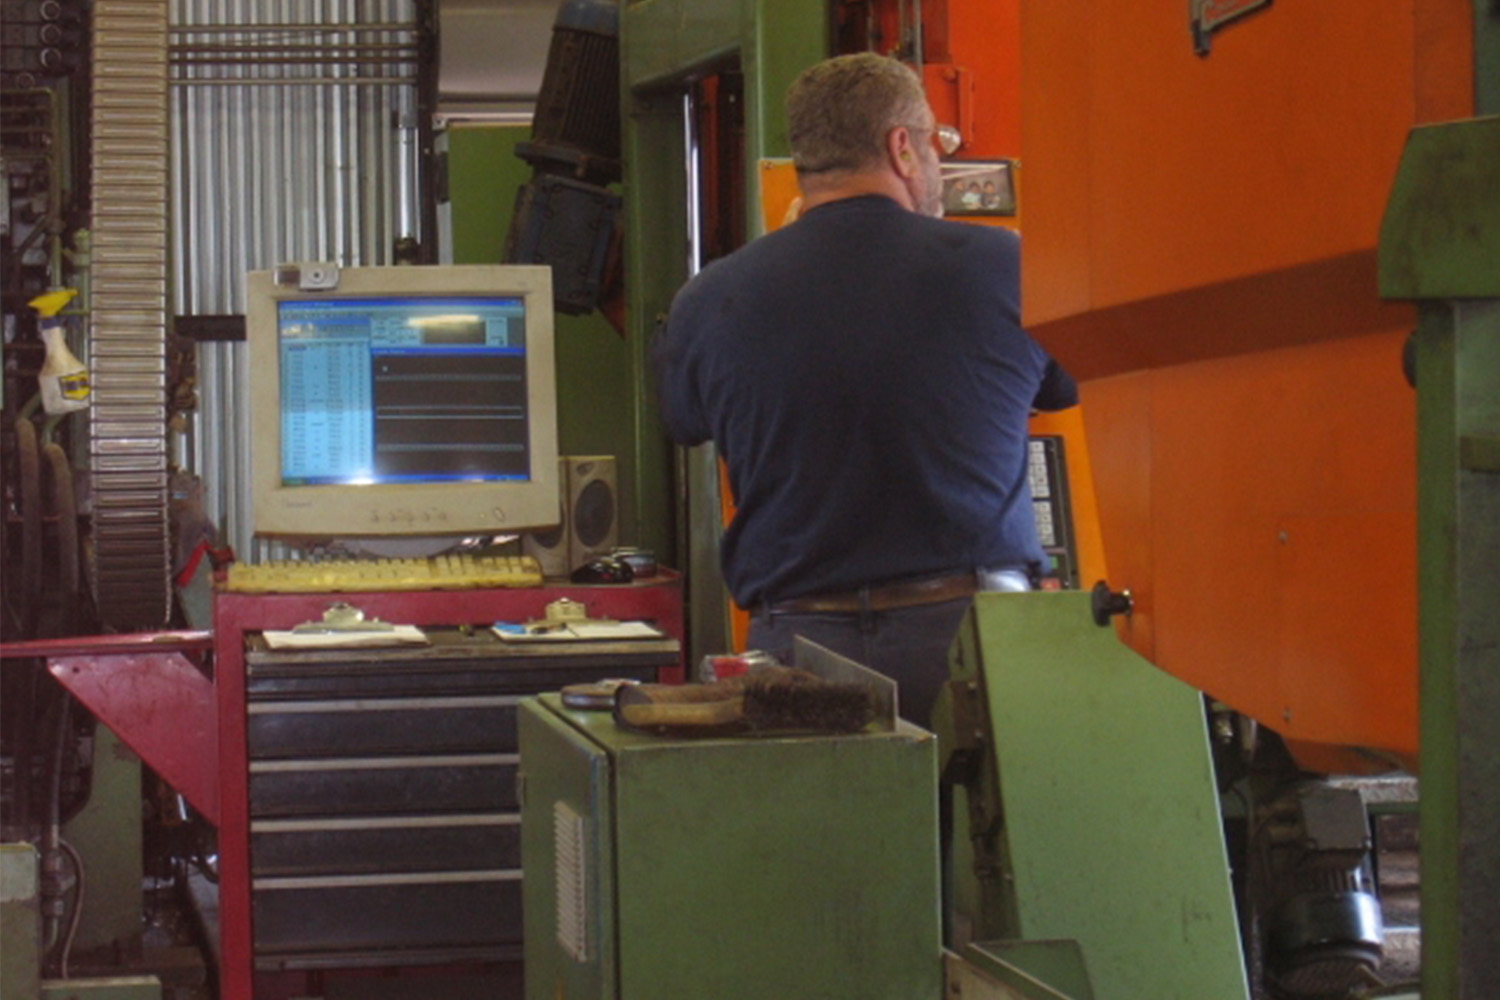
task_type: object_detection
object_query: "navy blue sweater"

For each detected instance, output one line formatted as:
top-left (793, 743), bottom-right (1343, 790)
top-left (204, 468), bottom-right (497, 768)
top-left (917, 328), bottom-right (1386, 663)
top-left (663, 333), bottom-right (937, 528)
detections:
top-left (654, 195), bottom-right (1077, 607)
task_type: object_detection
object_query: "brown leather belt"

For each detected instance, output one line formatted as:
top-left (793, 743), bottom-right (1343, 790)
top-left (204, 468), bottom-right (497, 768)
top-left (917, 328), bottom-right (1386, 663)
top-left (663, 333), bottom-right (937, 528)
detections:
top-left (762, 572), bottom-right (980, 616)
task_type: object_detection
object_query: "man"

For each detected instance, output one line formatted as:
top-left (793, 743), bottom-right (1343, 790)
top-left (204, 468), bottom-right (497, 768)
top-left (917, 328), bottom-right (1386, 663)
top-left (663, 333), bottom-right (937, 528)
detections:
top-left (652, 52), bottom-right (1078, 727)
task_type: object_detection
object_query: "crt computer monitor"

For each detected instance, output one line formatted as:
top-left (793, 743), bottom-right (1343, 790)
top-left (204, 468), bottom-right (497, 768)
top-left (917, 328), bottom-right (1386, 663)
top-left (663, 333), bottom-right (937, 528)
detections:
top-left (247, 264), bottom-right (560, 539)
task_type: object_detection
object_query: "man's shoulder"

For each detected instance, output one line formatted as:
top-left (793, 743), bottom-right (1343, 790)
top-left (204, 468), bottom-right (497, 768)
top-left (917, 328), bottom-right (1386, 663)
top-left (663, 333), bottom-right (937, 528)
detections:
top-left (923, 214), bottom-right (1020, 250)
top-left (902, 217), bottom-right (1021, 285)
top-left (669, 247), bottom-right (745, 308)
top-left (671, 225), bottom-right (802, 307)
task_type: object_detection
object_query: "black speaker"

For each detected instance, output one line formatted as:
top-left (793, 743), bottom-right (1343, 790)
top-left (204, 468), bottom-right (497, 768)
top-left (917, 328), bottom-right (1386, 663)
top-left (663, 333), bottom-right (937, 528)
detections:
top-left (523, 456), bottom-right (617, 577)
top-left (565, 455), bottom-right (617, 567)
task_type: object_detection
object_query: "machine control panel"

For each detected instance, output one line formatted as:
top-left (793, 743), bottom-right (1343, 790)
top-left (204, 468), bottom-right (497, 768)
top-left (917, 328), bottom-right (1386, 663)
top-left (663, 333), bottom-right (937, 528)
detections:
top-left (1028, 435), bottom-right (1079, 590)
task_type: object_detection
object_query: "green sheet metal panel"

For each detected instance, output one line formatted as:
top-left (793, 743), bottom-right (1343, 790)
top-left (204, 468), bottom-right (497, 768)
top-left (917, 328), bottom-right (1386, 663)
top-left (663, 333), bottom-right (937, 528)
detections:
top-left (1380, 115), bottom-right (1500, 998)
top-left (1410, 300), bottom-right (1500, 999)
top-left (622, 0), bottom-right (743, 92)
top-left (959, 940), bottom-right (1095, 999)
top-left (742, 0), bottom-right (830, 163)
top-left (444, 125), bottom-right (532, 267)
top-left (1377, 116), bottom-right (1500, 300)
top-left (520, 697), bottom-right (618, 1000)
top-left (623, 0), bottom-right (826, 174)
top-left (62, 726), bottom-right (143, 952)
top-left (958, 592), bottom-right (1247, 1000)
top-left (522, 694), bottom-right (943, 1000)
top-left (39, 977), bottom-right (162, 1000)
top-left (612, 728), bottom-right (940, 999)
top-left (1479, 0), bottom-right (1500, 116)
top-left (618, 94), bottom-right (690, 567)
top-left (2, 843), bottom-right (41, 999)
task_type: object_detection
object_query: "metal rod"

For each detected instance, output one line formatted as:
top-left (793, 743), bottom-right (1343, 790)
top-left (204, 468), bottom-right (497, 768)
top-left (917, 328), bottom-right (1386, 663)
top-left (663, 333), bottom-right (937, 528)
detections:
top-left (45, 86), bottom-right (62, 285)
top-left (170, 41), bottom-right (416, 53)
top-left (248, 754), bottom-right (518, 773)
top-left (253, 814), bottom-right (517, 833)
top-left (246, 695), bottom-right (523, 714)
top-left (168, 22), bottom-right (415, 32)
top-left (168, 76), bottom-right (416, 86)
top-left (169, 56), bottom-right (415, 66)
top-left (254, 870), bottom-right (521, 891)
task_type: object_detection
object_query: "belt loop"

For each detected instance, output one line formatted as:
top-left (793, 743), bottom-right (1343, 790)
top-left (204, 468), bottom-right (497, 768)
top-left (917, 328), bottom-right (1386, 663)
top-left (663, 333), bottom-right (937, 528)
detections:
top-left (857, 585), bottom-right (875, 632)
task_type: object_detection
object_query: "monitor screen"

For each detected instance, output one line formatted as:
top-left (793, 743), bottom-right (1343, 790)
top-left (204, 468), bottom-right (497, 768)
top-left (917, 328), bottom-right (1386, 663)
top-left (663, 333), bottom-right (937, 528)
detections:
top-left (248, 265), bottom-right (560, 538)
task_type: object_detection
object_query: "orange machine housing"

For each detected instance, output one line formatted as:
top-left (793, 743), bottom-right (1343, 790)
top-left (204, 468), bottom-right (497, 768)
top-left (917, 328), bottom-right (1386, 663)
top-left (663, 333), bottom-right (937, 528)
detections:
top-left (852, 0), bottom-right (1476, 771)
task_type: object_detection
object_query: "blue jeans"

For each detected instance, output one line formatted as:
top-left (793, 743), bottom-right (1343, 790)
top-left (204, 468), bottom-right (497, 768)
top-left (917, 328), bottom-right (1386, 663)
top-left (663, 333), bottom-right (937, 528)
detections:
top-left (747, 597), bottom-right (975, 730)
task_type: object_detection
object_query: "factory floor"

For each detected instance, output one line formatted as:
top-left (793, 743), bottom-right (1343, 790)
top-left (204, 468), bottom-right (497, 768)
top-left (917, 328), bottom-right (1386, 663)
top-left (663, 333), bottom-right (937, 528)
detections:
top-left (182, 872), bottom-right (526, 1000)
top-left (57, 877), bottom-right (214, 999)
top-left (61, 813), bottom-right (1418, 1000)
top-left (1374, 811), bottom-right (1422, 991)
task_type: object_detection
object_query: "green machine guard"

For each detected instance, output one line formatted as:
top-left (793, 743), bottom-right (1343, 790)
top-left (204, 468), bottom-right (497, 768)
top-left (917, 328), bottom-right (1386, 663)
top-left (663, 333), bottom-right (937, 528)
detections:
top-left (933, 591), bottom-right (1249, 1000)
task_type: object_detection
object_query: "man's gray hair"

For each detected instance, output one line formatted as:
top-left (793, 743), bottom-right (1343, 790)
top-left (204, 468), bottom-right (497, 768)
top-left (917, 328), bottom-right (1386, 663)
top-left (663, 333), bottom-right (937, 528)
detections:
top-left (786, 53), bottom-right (931, 176)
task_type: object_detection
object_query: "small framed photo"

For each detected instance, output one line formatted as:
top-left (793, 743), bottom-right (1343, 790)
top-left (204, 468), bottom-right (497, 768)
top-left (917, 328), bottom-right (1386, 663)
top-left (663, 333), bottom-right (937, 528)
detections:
top-left (941, 160), bottom-right (1016, 217)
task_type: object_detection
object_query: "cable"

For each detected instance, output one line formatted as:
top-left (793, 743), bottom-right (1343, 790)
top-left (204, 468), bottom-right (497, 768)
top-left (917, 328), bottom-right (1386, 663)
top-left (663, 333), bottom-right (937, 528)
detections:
top-left (57, 838), bottom-right (86, 980)
top-left (41, 692), bottom-right (70, 954)
top-left (17, 417), bottom-right (42, 632)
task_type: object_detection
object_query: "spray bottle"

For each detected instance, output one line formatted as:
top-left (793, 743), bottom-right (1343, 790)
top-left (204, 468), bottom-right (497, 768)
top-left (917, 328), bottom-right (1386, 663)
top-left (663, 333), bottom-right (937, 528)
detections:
top-left (29, 288), bottom-right (88, 415)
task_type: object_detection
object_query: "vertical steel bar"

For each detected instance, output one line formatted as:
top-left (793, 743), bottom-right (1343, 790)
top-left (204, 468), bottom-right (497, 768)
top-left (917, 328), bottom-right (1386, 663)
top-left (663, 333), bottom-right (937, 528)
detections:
top-left (1415, 298), bottom-right (1500, 1000)
top-left (1378, 115), bottom-right (1500, 1000)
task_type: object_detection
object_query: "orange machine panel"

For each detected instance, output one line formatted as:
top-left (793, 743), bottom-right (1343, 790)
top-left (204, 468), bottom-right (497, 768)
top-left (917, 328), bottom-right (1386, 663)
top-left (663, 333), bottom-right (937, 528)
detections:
top-left (1081, 330), bottom-right (1419, 768)
top-left (997, 0), bottom-right (1464, 769)
top-left (1019, 0), bottom-right (1474, 329)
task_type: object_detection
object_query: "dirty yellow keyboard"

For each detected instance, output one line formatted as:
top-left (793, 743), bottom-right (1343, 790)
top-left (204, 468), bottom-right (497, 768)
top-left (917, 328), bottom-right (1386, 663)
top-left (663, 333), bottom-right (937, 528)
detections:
top-left (223, 554), bottom-right (544, 593)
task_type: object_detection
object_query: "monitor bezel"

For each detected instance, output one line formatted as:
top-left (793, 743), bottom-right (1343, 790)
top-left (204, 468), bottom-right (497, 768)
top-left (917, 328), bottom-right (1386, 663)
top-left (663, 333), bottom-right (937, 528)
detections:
top-left (247, 264), bottom-right (560, 539)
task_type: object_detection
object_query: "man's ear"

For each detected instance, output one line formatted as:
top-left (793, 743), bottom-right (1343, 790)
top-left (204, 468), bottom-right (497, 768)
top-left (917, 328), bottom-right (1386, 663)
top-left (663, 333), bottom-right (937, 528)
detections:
top-left (887, 126), bottom-right (918, 180)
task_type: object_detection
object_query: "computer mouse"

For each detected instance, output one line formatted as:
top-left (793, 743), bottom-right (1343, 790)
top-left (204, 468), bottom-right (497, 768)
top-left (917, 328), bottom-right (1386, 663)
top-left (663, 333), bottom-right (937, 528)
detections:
top-left (571, 557), bottom-right (634, 584)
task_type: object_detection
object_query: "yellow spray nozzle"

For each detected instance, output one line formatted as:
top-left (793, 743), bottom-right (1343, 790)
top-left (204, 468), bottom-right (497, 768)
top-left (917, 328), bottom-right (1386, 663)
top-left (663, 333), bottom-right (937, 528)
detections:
top-left (28, 288), bottom-right (79, 319)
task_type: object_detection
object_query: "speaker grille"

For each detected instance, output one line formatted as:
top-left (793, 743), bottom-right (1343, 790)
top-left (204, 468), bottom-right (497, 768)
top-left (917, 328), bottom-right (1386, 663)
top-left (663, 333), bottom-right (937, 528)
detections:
top-left (573, 478), bottom-right (614, 549)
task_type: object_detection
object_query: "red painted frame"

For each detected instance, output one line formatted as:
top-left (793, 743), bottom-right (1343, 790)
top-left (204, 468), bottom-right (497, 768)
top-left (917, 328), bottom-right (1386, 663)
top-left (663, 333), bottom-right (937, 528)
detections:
top-left (0, 632), bottom-right (219, 821)
top-left (3, 576), bottom-right (684, 1000)
top-left (211, 575), bottom-right (685, 1000)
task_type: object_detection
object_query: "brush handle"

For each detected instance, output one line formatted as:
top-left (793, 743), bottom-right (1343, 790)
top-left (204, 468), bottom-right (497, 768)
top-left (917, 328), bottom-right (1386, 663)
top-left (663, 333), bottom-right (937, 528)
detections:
top-left (616, 697), bottom-right (745, 729)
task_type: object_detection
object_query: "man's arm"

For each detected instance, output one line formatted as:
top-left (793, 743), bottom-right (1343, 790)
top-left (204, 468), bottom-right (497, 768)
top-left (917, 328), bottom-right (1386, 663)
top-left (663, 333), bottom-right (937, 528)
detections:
top-left (649, 312), bottom-right (712, 446)
top-left (1033, 358), bottom-right (1079, 412)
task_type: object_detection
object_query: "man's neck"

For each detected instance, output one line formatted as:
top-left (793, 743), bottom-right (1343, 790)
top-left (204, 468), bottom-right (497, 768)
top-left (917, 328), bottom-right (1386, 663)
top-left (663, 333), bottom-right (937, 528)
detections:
top-left (797, 169), bottom-right (913, 214)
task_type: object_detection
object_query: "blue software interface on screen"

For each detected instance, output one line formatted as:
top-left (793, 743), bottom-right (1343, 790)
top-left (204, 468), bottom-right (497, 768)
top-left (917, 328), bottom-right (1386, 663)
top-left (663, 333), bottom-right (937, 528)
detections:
top-left (276, 296), bottom-right (530, 486)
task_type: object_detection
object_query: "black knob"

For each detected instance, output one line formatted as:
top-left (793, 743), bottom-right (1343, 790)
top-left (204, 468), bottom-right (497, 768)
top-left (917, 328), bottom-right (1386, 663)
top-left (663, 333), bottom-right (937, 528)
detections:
top-left (1091, 580), bottom-right (1133, 627)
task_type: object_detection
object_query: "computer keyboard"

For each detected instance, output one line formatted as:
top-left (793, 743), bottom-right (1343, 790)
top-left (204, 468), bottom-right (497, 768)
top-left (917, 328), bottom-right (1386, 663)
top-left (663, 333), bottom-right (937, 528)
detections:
top-left (223, 554), bottom-right (544, 593)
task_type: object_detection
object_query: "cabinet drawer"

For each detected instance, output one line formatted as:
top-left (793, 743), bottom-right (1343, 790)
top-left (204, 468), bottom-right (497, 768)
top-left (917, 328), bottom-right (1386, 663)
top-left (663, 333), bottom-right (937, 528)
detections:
top-left (251, 814), bottom-right (520, 876)
top-left (249, 755), bottom-right (517, 817)
top-left (253, 873), bottom-right (522, 955)
top-left (247, 696), bottom-right (520, 757)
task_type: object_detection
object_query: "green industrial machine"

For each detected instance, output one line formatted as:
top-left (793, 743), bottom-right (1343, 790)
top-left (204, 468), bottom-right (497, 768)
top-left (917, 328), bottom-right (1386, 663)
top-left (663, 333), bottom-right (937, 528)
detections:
top-left (0, 841), bottom-right (162, 1000)
top-left (59, 727), bottom-right (144, 955)
top-left (1379, 113), bottom-right (1500, 1000)
top-left (516, 594), bottom-right (1257, 1000)
top-left (517, 644), bottom-right (943, 1000)
top-left (934, 592), bottom-right (1248, 1000)
top-left (3, 843), bottom-right (43, 998)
